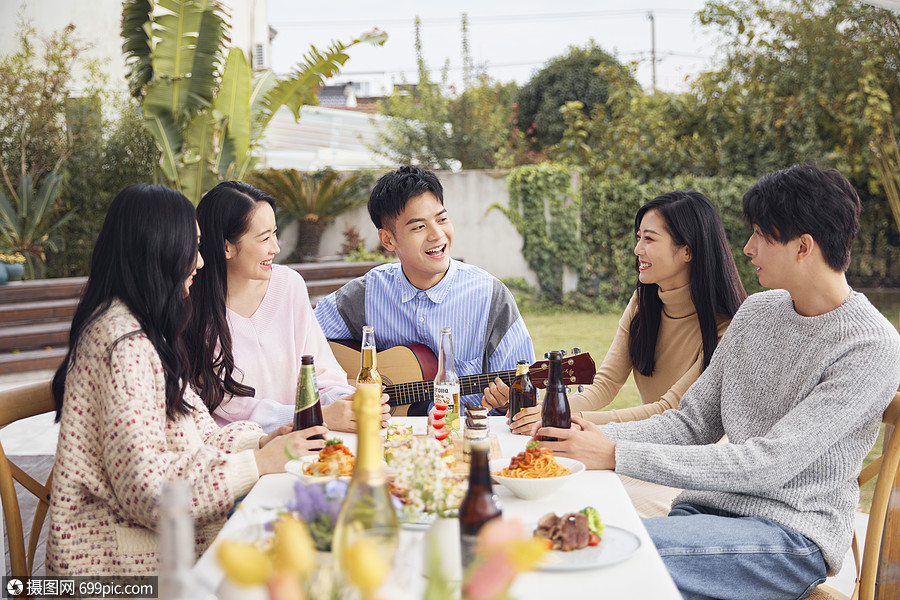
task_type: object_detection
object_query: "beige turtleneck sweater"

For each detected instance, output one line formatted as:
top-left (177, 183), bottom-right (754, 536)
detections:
top-left (569, 284), bottom-right (730, 424)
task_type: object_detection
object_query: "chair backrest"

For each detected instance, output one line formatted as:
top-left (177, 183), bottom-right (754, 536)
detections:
top-left (0, 380), bottom-right (56, 577)
top-left (854, 391), bottom-right (900, 600)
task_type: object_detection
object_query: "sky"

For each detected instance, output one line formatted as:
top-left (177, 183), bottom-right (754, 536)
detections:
top-left (267, 0), bottom-right (722, 95)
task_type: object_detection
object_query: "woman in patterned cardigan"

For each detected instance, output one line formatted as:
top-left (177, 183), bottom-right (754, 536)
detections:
top-left (47, 184), bottom-right (327, 576)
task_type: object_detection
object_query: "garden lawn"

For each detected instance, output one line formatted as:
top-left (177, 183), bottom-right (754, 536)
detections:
top-left (522, 309), bottom-right (894, 513)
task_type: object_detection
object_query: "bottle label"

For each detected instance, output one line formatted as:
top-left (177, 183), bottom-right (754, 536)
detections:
top-left (434, 383), bottom-right (458, 407)
top-left (435, 383), bottom-right (460, 431)
top-left (296, 366), bottom-right (320, 411)
top-left (460, 532), bottom-right (479, 570)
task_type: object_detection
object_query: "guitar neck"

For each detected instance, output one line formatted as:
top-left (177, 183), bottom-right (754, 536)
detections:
top-left (385, 369), bottom-right (516, 407)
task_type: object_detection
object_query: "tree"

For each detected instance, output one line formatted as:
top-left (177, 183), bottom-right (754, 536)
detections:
top-left (551, 62), bottom-right (714, 183)
top-left (373, 14), bottom-right (529, 170)
top-left (122, 0), bottom-right (386, 204)
top-left (0, 18), bottom-right (88, 277)
top-left (516, 43), bottom-right (634, 150)
top-left (247, 168), bottom-right (373, 262)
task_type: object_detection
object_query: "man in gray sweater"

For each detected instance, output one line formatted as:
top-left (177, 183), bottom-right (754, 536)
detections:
top-left (540, 165), bottom-right (900, 600)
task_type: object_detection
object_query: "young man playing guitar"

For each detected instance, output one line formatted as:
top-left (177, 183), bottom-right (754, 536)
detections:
top-left (314, 166), bottom-right (535, 416)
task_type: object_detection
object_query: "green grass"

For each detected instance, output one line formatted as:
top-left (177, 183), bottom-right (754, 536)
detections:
top-left (523, 304), bottom-right (898, 514)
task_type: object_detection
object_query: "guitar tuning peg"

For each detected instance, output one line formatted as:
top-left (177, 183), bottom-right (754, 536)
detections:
top-left (571, 347), bottom-right (581, 355)
top-left (578, 385), bottom-right (585, 393)
top-left (559, 349), bottom-right (567, 357)
top-left (543, 351), bottom-right (550, 359)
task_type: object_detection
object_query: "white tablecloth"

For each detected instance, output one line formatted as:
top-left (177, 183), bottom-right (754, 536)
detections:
top-left (192, 416), bottom-right (681, 599)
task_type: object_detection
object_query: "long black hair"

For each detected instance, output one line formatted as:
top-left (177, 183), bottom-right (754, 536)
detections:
top-left (629, 190), bottom-right (746, 376)
top-left (184, 181), bottom-right (276, 414)
top-left (52, 184), bottom-right (198, 421)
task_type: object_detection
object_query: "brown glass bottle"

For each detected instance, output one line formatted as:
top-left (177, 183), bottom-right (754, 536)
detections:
top-left (540, 351), bottom-right (571, 442)
top-left (293, 355), bottom-right (325, 439)
top-left (508, 359), bottom-right (537, 419)
top-left (459, 438), bottom-right (502, 569)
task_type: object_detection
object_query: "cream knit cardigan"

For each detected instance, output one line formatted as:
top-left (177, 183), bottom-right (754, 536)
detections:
top-left (47, 300), bottom-right (263, 576)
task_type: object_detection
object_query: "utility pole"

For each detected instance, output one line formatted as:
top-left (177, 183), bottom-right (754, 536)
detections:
top-left (647, 11), bottom-right (657, 92)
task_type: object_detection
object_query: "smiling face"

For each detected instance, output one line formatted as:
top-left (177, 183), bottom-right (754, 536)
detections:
top-left (378, 192), bottom-right (454, 290)
top-left (634, 209), bottom-right (691, 292)
top-left (743, 225), bottom-right (796, 290)
top-left (224, 201), bottom-right (280, 285)
top-left (184, 222), bottom-right (205, 294)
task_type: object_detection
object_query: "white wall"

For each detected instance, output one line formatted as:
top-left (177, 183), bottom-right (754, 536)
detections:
top-left (316, 170), bottom-right (539, 287)
top-left (0, 0), bottom-right (128, 94)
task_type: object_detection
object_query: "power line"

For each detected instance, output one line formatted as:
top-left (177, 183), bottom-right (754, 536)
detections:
top-left (271, 8), bottom-right (698, 29)
top-left (308, 49), bottom-right (713, 79)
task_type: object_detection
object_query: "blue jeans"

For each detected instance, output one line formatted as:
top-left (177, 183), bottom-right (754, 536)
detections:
top-left (643, 504), bottom-right (827, 600)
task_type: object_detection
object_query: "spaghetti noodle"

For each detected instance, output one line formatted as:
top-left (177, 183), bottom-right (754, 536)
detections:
top-left (303, 438), bottom-right (355, 477)
top-left (494, 443), bottom-right (570, 479)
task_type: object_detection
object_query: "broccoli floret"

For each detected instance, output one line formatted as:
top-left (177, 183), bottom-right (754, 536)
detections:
top-left (579, 506), bottom-right (604, 537)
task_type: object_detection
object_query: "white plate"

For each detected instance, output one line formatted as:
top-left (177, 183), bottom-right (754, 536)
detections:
top-left (537, 525), bottom-right (641, 571)
top-left (400, 513), bottom-right (437, 531)
top-left (489, 457), bottom-right (585, 500)
top-left (284, 456), bottom-right (351, 483)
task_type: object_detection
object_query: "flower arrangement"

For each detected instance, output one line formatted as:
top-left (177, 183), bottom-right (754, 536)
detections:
top-left (388, 436), bottom-right (466, 521)
top-left (284, 479), bottom-right (348, 551)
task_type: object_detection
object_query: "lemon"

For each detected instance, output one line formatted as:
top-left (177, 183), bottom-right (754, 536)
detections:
top-left (217, 540), bottom-right (271, 586)
top-left (345, 537), bottom-right (389, 593)
top-left (271, 516), bottom-right (316, 576)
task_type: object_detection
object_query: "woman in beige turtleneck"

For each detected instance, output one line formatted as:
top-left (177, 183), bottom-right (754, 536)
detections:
top-left (484, 190), bottom-right (747, 516)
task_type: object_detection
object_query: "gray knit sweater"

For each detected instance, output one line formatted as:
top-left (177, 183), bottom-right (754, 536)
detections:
top-left (603, 290), bottom-right (900, 574)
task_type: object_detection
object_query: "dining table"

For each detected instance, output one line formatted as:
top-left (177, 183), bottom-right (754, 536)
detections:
top-left (192, 416), bottom-right (682, 599)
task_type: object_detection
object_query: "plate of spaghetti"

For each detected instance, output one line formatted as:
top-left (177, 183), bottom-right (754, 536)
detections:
top-left (285, 438), bottom-right (355, 481)
top-left (489, 445), bottom-right (584, 500)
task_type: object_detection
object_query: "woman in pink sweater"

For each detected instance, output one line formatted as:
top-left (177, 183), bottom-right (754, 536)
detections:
top-left (186, 181), bottom-right (389, 433)
top-left (48, 184), bottom-right (325, 576)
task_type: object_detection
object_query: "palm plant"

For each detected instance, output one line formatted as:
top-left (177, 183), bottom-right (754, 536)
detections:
top-left (248, 168), bottom-right (373, 261)
top-left (0, 168), bottom-right (71, 278)
top-left (121, 0), bottom-right (386, 204)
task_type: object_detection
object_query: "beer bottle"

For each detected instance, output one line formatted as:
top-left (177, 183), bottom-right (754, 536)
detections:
top-left (332, 383), bottom-right (400, 574)
top-left (508, 360), bottom-right (537, 419)
top-left (459, 437), bottom-right (501, 570)
top-left (434, 327), bottom-right (461, 432)
top-left (356, 325), bottom-right (382, 387)
top-left (540, 351), bottom-right (571, 442)
top-left (293, 355), bottom-right (325, 439)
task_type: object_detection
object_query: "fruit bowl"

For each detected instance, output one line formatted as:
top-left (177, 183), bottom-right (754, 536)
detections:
top-left (488, 457), bottom-right (585, 500)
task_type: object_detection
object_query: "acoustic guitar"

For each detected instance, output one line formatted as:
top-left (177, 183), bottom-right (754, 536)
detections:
top-left (328, 340), bottom-right (596, 416)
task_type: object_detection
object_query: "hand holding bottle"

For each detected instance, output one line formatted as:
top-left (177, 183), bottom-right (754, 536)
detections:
top-left (509, 404), bottom-right (543, 436)
top-left (254, 426), bottom-right (328, 475)
top-left (322, 393), bottom-right (391, 432)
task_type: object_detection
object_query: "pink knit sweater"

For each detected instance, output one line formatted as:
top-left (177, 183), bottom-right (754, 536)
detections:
top-left (47, 300), bottom-right (263, 576)
top-left (215, 264), bottom-right (354, 432)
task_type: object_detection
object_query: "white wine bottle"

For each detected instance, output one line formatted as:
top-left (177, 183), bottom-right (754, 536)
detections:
top-left (434, 327), bottom-right (461, 433)
top-left (357, 325), bottom-right (382, 387)
top-left (332, 383), bottom-right (399, 575)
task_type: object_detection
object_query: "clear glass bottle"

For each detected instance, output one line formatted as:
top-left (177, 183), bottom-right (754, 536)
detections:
top-left (434, 326), bottom-right (461, 433)
top-left (159, 480), bottom-right (194, 600)
top-left (357, 325), bottom-right (382, 387)
top-left (458, 438), bottom-right (501, 570)
top-left (332, 383), bottom-right (400, 576)
top-left (293, 355), bottom-right (325, 439)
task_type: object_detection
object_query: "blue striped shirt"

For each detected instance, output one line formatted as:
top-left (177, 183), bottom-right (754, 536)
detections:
top-left (314, 260), bottom-right (535, 407)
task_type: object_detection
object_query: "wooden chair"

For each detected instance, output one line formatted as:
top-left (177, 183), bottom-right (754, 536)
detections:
top-left (808, 391), bottom-right (900, 600)
top-left (0, 380), bottom-right (56, 577)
